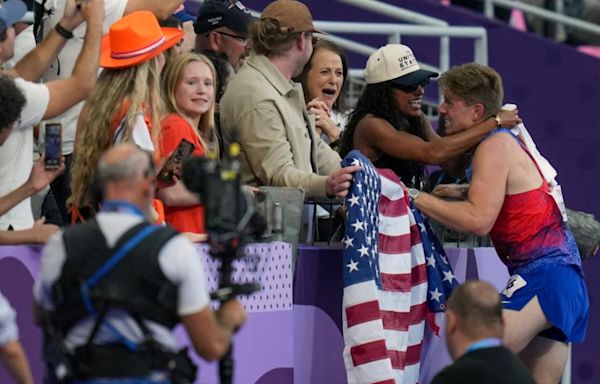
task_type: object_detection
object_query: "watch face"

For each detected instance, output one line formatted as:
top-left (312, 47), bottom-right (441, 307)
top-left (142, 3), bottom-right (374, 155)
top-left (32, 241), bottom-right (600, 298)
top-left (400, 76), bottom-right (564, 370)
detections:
top-left (409, 188), bottom-right (420, 201)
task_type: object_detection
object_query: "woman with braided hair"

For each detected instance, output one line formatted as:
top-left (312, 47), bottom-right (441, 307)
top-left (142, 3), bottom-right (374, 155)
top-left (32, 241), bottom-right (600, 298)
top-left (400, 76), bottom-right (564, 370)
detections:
top-left (69, 11), bottom-right (183, 222)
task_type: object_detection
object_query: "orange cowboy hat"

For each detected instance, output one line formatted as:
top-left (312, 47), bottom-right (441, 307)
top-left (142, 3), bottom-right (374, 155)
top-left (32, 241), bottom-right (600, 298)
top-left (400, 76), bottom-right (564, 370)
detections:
top-left (100, 11), bottom-right (184, 69)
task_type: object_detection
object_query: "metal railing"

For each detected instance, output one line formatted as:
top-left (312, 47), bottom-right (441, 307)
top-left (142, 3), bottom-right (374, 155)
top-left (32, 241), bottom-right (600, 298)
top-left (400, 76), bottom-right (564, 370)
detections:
top-left (325, 0), bottom-right (488, 107)
top-left (316, 21), bottom-right (488, 66)
top-left (335, 0), bottom-right (450, 27)
top-left (315, 21), bottom-right (488, 104)
top-left (483, 0), bottom-right (600, 38)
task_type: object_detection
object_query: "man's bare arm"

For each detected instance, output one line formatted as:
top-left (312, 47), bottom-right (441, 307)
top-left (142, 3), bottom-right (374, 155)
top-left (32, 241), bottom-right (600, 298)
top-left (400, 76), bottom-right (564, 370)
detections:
top-left (0, 341), bottom-right (33, 384)
top-left (181, 300), bottom-right (246, 361)
top-left (0, 157), bottom-right (65, 216)
top-left (43, 0), bottom-right (105, 119)
top-left (0, 218), bottom-right (59, 245)
top-left (7, 0), bottom-right (88, 82)
top-left (413, 136), bottom-right (509, 235)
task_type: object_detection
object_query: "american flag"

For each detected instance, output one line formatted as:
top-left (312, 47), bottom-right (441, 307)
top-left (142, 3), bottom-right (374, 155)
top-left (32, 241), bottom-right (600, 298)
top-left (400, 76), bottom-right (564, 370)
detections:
top-left (341, 150), bottom-right (458, 384)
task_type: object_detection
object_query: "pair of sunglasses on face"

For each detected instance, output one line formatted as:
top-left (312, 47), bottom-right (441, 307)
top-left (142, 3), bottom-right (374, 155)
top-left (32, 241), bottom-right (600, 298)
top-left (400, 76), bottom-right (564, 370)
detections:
top-left (391, 77), bottom-right (431, 93)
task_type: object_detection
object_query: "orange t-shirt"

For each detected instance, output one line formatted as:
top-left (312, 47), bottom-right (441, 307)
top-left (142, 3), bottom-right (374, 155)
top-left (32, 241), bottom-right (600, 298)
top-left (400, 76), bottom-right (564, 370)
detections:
top-left (159, 114), bottom-right (206, 234)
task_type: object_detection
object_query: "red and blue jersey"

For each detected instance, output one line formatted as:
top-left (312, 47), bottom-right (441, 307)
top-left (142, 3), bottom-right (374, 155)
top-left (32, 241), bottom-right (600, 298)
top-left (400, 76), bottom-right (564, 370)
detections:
top-left (484, 129), bottom-right (582, 274)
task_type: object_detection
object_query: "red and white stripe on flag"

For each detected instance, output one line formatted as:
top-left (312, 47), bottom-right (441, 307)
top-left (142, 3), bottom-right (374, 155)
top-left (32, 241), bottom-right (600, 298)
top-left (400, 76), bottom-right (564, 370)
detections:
top-left (343, 168), bottom-right (427, 384)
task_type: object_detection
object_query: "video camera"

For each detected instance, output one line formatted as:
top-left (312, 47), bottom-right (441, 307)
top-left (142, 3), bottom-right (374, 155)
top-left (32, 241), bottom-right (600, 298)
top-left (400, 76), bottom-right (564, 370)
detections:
top-left (182, 144), bottom-right (265, 248)
top-left (181, 144), bottom-right (264, 301)
top-left (183, 144), bottom-right (265, 384)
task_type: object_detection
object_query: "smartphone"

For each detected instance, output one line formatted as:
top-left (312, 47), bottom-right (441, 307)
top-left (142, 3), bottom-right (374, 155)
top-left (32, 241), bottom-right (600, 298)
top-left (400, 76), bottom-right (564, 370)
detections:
top-left (157, 138), bottom-right (195, 184)
top-left (44, 123), bottom-right (62, 169)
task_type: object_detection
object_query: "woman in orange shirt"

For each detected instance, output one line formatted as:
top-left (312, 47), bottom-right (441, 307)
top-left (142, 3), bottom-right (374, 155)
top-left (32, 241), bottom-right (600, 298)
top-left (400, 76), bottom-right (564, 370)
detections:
top-left (158, 53), bottom-right (218, 235)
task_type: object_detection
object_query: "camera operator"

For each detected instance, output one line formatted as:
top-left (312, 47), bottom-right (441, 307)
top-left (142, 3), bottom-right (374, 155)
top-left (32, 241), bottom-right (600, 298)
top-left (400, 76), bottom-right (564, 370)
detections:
top-left (33, 143), bottom-right (246, 383)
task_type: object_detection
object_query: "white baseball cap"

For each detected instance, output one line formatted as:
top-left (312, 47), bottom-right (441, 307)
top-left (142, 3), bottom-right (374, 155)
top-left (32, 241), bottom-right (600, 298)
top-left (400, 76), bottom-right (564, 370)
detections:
top-left (364, 44), bottom-right (438, 86)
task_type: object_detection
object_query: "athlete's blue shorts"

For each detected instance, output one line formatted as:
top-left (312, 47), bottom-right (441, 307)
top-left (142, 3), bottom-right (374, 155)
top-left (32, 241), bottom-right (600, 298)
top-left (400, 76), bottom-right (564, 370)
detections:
top-left (500, 262), bottom-right (589, 343)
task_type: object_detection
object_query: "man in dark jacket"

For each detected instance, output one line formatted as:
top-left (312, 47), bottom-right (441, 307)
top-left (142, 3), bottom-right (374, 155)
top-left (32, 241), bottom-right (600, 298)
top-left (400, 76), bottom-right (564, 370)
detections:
top-left (432, 280), bottom-right (534, 384)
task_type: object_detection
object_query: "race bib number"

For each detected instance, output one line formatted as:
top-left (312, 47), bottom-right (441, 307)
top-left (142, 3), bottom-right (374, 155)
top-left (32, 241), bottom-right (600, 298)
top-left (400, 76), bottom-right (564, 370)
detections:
top-left (502, 274), bottom-right (527, 298)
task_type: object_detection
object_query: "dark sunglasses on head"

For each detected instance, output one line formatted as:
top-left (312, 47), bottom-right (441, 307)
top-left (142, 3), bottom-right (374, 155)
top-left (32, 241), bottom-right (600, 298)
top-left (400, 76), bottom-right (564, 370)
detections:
top-left (392, 77), bottom-right (431, 93)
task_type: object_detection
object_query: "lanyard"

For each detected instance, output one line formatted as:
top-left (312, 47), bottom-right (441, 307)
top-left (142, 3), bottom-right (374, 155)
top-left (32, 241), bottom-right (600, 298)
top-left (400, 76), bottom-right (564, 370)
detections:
top-left (465, 337), bottom-right (502, 354)
top-left (100, 200), bottom-right (145, 218)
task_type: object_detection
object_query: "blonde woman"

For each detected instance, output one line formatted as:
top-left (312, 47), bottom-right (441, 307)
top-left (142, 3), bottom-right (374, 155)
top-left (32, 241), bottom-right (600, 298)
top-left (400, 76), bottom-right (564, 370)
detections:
top-left (157, 52), bottom-right (218, 235)
top-left (68, 11), bottom-right (183, 221)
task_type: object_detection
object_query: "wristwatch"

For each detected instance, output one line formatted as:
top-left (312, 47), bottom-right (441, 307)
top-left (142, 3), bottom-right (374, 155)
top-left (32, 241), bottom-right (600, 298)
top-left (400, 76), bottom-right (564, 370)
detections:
top-left (408, 188), bottom-right (421, 202)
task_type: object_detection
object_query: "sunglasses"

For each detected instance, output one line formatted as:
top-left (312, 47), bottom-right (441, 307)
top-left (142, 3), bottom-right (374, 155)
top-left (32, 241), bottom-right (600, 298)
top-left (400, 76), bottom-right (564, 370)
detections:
top-left (214, 31), bottom-right (249, 46)
top-left (392, 78), bottom-right (431, 93)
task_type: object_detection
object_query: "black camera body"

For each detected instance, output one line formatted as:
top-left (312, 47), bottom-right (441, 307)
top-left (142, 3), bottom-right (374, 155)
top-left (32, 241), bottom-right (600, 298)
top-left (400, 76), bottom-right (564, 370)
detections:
top-left (182, 146), bottom-right (263, 383)
top-left (181, 152), bottom-right (262, 242)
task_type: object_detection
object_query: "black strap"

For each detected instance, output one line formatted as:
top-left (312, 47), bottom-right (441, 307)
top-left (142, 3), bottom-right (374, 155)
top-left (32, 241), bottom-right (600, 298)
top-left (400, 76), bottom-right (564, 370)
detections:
top-left (55, 220), bottom-right (179, 333)
top-left (79, 223), bottom-right (160, 351)
top-left (33, 0), bottom-right (47, 44)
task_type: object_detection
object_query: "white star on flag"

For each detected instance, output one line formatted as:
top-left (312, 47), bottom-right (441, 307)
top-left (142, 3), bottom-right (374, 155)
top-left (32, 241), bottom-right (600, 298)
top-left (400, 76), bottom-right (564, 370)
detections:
top-left (429, 288), bottom-right (443, 302)
top-left (347, 195), bottom-right (360, 207)
top-left (426, 255), bottom-right (436, 268)
top-left (443, 270), bottom-right (456, 283)
top-left (351, 219), bottom-right (365, 232)
top-left (343, 236), bottom-right (354, 249)
top-left (346, 259), bottom-right (359, 273)
top-left (357, 245), bottom-right (369, 257)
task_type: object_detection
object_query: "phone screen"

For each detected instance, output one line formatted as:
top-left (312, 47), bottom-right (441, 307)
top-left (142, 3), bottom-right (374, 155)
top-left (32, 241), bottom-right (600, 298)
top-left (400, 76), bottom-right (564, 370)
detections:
top-left (44, 123), bottom-right (62, 169)
top-left (157, 138), bottom-right (195, 184)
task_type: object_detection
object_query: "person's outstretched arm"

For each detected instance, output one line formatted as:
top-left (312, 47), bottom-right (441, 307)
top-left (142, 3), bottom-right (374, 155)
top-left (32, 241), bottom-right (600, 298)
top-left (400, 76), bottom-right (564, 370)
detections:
top-left (0, 218), bottom-right (59, 245)
top-left (42, 0), bottom-right (105, 119)
top-left (182, 300), bottom-right (247, 361)
top-left (7, 0), bottom-right (90, 82)
top-left (412, 134), bottom-right (509, 235)
top-left (0, 157), bottom-right (65, 216)
top-left (358, 109), bottom-right (519, 166)
top-left (0, 341), bottom-right (33, 384)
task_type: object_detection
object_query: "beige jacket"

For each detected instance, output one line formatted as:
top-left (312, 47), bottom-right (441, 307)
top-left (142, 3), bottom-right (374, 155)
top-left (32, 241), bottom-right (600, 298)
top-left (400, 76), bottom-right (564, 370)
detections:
top-left (219, 54), bottom-right (341, 198)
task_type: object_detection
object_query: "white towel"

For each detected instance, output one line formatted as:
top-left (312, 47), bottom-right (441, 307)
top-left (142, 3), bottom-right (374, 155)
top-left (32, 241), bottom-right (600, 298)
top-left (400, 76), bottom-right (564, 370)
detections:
top-left (503, 103), bottom-right (568, 221)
